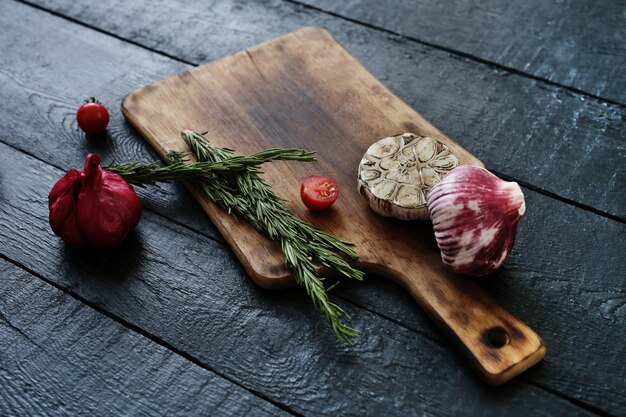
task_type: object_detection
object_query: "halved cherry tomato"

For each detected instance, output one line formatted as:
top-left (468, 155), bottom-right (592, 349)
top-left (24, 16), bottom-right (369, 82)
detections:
top-left (77, 98), bottom-right (109, 135)
top-left (300, 175), bottom-right (339, 211)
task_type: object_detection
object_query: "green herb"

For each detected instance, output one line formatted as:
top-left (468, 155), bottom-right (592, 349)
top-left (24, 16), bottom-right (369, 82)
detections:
top-left (106, 148), bottom-right (315, 185)
top-left (109, 131), bottom-right (364, 343)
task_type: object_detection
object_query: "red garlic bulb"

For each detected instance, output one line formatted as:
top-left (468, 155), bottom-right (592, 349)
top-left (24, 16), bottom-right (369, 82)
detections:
top-left (48, 153), bottom-right (142, 250)
top-left (427, 166), bottom-right (525, 276)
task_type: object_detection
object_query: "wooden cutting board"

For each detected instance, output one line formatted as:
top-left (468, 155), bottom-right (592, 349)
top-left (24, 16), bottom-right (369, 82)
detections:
top-left (122, 27), bottom-right (545, 385)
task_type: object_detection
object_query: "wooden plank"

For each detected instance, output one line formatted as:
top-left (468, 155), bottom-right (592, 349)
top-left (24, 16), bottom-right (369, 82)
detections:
top-left (0, 1), bottom-right (623, 412)
top-left (25, 0), bottom-right (626, 220)
top-left (122, 27), bottom-right (544, 385)
top-left (0, 259), bottom-right (288, 417)
top-left (0, 142), bottom-right (598, 416)
top-left (297, 0), bottom-right (626, 105)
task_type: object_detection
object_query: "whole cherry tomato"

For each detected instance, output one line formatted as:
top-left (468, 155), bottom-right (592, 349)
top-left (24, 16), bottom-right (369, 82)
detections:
top-left (301, 175), bottom-right (339, 211)
top-left (77, 98), bottom-right (109, 135)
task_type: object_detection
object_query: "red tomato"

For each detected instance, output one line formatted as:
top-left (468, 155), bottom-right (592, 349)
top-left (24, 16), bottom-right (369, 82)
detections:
top-left (300, 175), bottom-right (339, 211)
top-left (77, 98), bottom-right (109, 135)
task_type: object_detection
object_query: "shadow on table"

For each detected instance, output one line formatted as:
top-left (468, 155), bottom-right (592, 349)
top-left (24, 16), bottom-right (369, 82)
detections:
top-left (60, 229), bottom-right (146, 296)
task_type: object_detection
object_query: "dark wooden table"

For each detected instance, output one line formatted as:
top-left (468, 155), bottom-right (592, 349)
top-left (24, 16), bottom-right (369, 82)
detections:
top-left (1, 1), bottom-right (624, 416)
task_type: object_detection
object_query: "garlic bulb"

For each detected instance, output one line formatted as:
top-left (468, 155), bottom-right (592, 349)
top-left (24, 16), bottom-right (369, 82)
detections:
top-left (358, 133), bottom-right (460, 220)
top-left (48, 154), bottom-right (142, 250)
top-left (427, 166), bottom-right (525, 276)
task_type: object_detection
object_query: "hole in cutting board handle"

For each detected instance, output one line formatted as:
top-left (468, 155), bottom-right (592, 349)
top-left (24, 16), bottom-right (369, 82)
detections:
top-left (485, 327), bottom-right (510, 348)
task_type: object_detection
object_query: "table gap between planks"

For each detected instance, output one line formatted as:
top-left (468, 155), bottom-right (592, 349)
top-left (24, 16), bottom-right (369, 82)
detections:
top-left (1, 0), bottom-right (624, 416)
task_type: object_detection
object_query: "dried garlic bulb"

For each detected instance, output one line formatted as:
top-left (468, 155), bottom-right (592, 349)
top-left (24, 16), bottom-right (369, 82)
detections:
top-left (358, 133), bottom-right (460, 220)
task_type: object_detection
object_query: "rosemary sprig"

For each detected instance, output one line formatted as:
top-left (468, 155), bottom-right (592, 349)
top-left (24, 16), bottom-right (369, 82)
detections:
top-left (106, 148), bottom-right (315, 185)
top-left (108, 131), bottom-right (365, 343)
top-left (180, 130), bottom-right (364, 343)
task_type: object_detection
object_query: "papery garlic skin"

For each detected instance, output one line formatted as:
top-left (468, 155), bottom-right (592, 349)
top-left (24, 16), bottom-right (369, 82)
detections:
top-left (49, 154), bottom-right (142, 250)
top-left (427, 166), bottom-right (525, 276)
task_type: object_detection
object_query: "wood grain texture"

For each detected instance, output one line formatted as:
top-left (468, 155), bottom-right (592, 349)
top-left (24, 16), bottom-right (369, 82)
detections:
top-left (122, 27), bottom-right (545, 385)
top-left (29, 0), bottom-right (626, 220)
top-left (0, 141), bottom-right (596, 416)
top-left (1, 0), bottom-right (623, 413)
top-left (298, 0), bottom-right (626, 104)
top-left (0, 260), bottom-right (287, 417)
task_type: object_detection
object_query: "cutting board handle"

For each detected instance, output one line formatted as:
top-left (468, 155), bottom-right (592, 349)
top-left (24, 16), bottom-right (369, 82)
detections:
top-left (393, 268), bottom-right (546, 385)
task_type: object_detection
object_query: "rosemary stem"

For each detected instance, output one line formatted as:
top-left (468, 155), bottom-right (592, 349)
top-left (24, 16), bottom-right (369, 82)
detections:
top-left (106, 148), bottom-right (315, 185)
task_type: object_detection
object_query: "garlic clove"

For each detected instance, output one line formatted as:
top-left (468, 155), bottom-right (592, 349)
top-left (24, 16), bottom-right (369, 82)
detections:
top-left (48, 169), bottom-right (81, 236)
top-left (427, 166), bottom-right (525, 276)
top-left (358, 133), bottom-right (460, 220)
